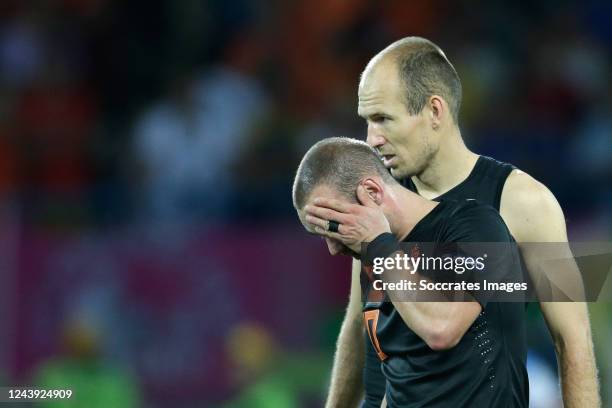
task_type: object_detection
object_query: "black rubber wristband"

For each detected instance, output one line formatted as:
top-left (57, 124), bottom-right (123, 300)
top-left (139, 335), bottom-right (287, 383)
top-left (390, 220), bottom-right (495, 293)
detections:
top-left (363, 233), bottom-right (400, 266)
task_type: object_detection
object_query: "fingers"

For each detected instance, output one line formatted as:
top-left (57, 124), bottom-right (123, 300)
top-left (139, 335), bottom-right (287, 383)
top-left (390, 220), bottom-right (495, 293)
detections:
top-left (305, 214), bottom-right (347, 236)
top-left (311, 197), bottom-right (355, 213)
top-left (313, 226), bottom-right (344, 241)
top-left (304, 214), bottom-right (329, 230)
top-left (304, 204), bottom-right (351, 224)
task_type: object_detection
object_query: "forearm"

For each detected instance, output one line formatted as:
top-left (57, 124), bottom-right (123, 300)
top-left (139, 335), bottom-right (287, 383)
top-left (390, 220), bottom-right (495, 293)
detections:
top-left (545, 303), bottom-right (600, 407)
top-left (325, 312), bottom-right (365, 408)
top-left (326, 259), bottom-right (365, 408)
top-left (521, 244), bottom-right (600, 406)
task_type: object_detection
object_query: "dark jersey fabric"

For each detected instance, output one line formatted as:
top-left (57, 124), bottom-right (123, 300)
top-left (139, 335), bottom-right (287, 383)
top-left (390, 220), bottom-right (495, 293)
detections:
top-left (401, 155), bottom-right (515, 210)
top-left (362, 156), bottom-right (519, 408)
top-left (362, 199), bottom-right (528, 407)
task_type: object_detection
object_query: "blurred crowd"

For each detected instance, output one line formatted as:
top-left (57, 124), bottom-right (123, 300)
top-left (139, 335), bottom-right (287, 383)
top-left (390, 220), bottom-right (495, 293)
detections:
top-left (1, 0), bottom-right (610, 227)
top-left (0, 0), bottom-right (610, 407)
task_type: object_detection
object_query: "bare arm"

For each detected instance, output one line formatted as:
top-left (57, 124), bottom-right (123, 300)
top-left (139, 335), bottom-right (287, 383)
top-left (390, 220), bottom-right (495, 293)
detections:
top-left (500, 170), bottom-right (600, 408)
top-left (325, 258), bottom-right (365, 408)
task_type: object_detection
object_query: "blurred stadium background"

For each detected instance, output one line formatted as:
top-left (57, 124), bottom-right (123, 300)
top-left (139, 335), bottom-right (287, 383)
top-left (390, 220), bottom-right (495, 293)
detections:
top-left (0, 0), bottom-right (610, 407)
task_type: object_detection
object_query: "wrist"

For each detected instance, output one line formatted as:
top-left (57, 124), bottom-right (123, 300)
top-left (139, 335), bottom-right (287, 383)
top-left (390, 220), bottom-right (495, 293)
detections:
top-left (363, 233), bottom-right (399, 266)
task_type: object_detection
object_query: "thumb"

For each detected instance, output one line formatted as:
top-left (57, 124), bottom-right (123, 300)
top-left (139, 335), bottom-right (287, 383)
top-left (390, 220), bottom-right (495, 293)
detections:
top-left (356, 184), bottom-right (377, 208)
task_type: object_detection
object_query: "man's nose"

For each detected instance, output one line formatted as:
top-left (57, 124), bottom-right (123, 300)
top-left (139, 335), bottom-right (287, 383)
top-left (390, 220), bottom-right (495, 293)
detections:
top-left (366, 124), bottom-right (386, 148)
top-left (326, 238), bottom-right (342, 256)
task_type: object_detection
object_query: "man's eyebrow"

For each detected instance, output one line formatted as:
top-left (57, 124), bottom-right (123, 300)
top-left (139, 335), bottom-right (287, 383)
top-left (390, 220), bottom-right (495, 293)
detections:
top-left (360, 111), bottom-right (387, 119)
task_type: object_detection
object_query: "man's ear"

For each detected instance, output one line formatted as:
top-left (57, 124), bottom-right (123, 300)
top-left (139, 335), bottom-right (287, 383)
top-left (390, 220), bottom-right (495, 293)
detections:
top-left (428, 95), bottom-right (444, 130)
top-left (357, 178), bottom-right (383, 207)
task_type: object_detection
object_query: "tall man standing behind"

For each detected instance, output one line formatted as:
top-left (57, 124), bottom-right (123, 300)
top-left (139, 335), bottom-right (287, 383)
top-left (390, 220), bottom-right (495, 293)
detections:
top-left (309, 37), bottom-right (600, 408)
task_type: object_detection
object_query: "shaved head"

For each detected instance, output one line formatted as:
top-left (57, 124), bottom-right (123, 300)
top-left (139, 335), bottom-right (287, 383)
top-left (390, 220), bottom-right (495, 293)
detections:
top-left (360, 37), bottom-right (462, 123)
top-left (292, 137), bottom-right (395, 210)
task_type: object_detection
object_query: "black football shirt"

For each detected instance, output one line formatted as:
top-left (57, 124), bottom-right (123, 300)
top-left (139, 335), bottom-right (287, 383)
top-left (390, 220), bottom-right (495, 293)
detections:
top-left (361, 199), bottom-right (528, 407)
top-left (362, 155), bottom-right (518, 408)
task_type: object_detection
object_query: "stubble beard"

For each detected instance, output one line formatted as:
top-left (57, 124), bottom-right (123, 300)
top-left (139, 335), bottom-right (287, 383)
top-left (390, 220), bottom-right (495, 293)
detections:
top-left (392, 143), bottom-right (436, 182)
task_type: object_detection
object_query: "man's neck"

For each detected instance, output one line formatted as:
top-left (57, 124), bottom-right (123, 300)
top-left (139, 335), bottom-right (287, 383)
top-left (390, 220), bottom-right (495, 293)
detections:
top-left (411, 128), bottom-right (479, 200)
top-left (386, 185), bottom-right (438, 241)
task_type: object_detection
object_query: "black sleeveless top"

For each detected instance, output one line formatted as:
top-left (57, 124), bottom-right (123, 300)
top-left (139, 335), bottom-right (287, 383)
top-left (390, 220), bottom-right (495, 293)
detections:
top-left (362, 155), bottom-right (515, 408)
top-left (402, 155), bottom-right (515, 210)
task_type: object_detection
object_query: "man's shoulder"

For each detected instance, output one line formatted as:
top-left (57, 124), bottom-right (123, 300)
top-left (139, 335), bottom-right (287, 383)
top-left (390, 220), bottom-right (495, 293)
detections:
top-left (501, 169), bottom-right (553, 207)
top-left (500, 169), bottom-right (562, 219)
top-left (500, 169), bottom-right (566, 241)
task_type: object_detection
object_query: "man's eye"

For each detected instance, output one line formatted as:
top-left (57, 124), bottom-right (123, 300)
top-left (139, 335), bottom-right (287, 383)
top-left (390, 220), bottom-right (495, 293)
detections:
top-left (372, 116), bottom-right (388, 123)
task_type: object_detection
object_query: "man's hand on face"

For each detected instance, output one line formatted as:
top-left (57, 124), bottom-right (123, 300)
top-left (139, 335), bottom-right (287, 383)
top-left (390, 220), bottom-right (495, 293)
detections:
top-left (304, 185), bottom-right (391, 253)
